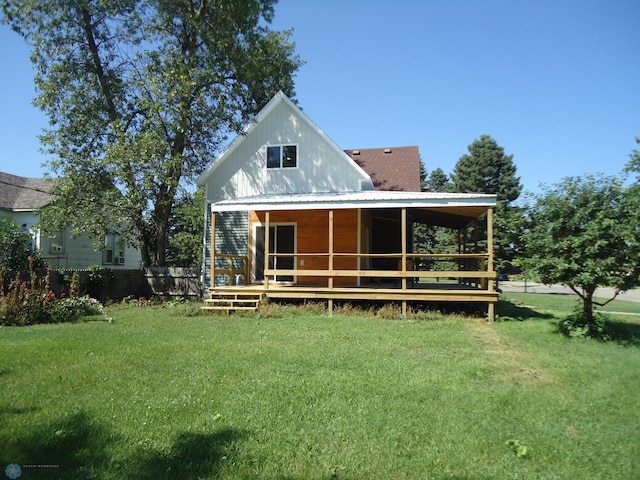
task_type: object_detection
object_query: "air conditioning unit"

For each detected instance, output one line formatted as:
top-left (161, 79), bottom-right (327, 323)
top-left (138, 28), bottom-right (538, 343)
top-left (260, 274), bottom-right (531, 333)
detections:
top-left (116, 257), bottom-right (125, 265)
top-left (51, 245), bottom-right (63, 253)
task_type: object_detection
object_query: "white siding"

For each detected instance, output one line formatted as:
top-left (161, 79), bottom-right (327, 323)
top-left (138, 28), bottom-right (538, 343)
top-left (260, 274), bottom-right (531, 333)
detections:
top-left (42, 232), bottom-right (141, 269)
top-left (2, 210), bottom-right (141, 269)
top-left (205, 99), bottom-right (371, 202)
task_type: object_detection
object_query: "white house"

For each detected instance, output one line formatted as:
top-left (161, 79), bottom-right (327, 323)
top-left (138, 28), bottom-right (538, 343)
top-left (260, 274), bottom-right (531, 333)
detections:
top-left (0, 171), bottom-right (140, 269)
top-left (196, 92), bottom-right (498, 318)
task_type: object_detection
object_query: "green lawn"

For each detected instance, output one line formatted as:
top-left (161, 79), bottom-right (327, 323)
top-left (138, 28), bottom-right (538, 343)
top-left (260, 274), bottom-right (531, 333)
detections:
top-left (1, 298), bottom-right (639, 479)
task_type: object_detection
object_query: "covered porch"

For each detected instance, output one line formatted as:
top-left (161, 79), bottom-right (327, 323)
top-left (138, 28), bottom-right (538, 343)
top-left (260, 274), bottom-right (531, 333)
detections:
top-left (204, 191), bottom-right (499, 319)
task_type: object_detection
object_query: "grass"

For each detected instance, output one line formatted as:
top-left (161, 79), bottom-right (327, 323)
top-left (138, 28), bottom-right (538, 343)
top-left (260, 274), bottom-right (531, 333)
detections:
top-left (0, 297), bottom-right (639, 479)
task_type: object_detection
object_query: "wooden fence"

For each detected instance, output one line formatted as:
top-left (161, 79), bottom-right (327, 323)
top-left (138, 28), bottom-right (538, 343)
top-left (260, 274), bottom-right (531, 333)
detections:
top-left (2, 267), bottom-right (202, 301)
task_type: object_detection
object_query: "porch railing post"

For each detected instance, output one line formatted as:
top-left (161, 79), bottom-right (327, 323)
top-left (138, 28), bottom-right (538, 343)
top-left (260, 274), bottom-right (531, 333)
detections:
top-left (487, 207), bottom-right (495, 322)
top-left (328, 209), bottom-right (334, 314)
top-left (401, 207), bottom-right (407, 316)
top-left (264, 211), bottom-right (270, 290)
top-left (210, 211), bottom-right (216, 291)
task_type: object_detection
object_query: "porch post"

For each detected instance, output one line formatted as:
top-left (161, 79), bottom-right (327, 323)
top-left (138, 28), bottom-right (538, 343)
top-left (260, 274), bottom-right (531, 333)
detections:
top-left (487, 207), bottom-right (495, 322)
top-left (210, 211), bottom-right (216, 292)
top-left (401, 207), bottom-right (407, 316)
top-left (356, 208), bottom-right (361, 287)
top-left (264, 211), bottom-right (270, 290)
top-left (328, 209), bottom-right (334, 314)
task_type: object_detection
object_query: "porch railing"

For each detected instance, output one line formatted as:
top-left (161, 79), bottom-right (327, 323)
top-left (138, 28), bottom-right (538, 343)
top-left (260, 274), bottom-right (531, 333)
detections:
top-left (213, 254), bottom-right (248, 286)
top-left (263, 252), bottom-right (495, 289)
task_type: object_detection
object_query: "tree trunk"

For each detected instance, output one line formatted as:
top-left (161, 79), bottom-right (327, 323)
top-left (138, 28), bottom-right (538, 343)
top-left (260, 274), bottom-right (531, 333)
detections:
top-left (583, 290), bottom-right (595, 324)
top-left (140, 242), bottom-right (152, 268)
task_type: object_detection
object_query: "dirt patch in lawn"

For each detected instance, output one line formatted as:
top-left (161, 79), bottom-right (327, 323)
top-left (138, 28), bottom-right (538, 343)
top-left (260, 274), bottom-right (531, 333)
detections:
top-left (466, 320), bottom-right (555, 387)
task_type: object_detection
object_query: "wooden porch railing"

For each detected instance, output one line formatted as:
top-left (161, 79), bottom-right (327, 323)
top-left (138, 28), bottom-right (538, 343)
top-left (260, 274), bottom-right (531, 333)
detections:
top-left (263, 252), bottom-right (495, 289)
top-left (213, 254), bottom-right (248, 286)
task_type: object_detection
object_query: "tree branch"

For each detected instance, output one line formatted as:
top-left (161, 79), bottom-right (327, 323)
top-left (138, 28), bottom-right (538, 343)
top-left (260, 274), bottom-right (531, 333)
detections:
top-left (593, 289), bottom-right (621, 307)
top-left (569, 285), bottom-right (585, 299)
top-left (80, 7), bottom-right (118, 122)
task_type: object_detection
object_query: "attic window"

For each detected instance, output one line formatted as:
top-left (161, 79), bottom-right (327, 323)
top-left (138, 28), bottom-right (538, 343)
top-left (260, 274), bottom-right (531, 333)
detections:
top-left (267, 144), bottom-right (297, 169)
top-left (352, 150), bottom-right (360, 155)
top-left (383, 148), bottom-right (392, 154)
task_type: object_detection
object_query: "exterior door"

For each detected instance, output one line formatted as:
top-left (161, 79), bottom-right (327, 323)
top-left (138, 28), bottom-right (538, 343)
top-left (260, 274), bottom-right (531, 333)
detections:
top-left (254, 224), bottom-right (296, 282)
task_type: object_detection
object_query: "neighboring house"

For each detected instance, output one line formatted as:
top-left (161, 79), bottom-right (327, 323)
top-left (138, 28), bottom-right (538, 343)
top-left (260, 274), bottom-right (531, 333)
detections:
top-left (196, 92), bottom-right (498, 319)
top-left (0, 171), bottom-right (140, 269)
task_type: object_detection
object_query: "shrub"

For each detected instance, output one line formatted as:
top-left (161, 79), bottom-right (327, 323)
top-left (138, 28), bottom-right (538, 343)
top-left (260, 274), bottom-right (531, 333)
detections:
top-left (0, 264), bottom-right (106, 326)
top-left (49, 296), bottom-right (105, 323)
top-left (558, 308), bottom-right (611, 340)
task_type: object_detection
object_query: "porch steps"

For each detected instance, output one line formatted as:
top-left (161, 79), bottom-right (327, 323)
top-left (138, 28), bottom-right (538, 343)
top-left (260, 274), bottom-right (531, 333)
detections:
top-left (202, 292), bottom-right (263, 313)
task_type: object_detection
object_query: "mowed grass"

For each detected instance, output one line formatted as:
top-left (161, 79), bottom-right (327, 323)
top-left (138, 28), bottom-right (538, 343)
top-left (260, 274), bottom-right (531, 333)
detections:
top-left (1, 299), bottom-right (639, 479)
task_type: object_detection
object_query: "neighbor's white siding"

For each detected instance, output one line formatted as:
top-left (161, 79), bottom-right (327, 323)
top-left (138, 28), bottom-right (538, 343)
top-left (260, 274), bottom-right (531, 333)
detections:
top-left (41, 232), bottom-right (141, 269)
top-left (205, 100), bottom-right (370, 202)
top-left (2, 210), bottom-right (141, 269)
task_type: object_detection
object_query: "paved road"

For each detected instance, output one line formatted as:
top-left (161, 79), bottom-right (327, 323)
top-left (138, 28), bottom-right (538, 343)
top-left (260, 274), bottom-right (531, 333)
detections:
top-left (498, 281), bottom-right (640, 304)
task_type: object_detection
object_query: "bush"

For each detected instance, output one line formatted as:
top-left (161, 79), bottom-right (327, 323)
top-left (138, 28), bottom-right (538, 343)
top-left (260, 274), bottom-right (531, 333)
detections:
top-left (0, 265), bottom-right (106, 326)
top-left (49, 296), bottom-right (105, 322)
top-left (558, 309), bottom-right (611, 340)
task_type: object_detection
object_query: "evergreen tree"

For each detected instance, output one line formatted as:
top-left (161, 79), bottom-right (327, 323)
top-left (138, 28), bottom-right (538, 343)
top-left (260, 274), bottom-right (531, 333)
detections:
top-left (426, 167), bottom-right (450, 192)
top-left (451, 135), bottom-right (521, 204)
top-left (414, 167), bottom-right (451, 258)
top-left (451, 135), bottom-right (523, 273)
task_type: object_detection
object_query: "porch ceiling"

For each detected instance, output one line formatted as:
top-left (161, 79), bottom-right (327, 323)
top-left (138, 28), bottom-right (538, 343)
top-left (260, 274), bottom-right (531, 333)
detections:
top-left (409, 206), bottom-right (490, 229)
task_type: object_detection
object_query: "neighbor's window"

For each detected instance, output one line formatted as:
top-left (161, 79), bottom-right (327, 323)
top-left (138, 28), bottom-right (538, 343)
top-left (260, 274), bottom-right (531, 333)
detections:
top-left (104, 234), bottom-right (125, 265)
top-left (48, 232), bottom-right (65, 254)
top-left (266, 144), bottom-right (297, 169)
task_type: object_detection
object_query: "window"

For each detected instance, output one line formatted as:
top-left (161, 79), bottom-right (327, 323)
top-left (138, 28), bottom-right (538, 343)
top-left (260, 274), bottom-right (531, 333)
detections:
top-left (104, 234), bottom-right (125, 265)
top-left (49, 232), bottom-right (64, 254)
top-left (266, 144), bottom-right (297, 169)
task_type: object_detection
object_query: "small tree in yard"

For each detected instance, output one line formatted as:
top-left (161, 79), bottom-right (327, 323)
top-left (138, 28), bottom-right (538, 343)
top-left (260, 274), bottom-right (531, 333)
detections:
top-left (519, 173), bottom-right (639, 337)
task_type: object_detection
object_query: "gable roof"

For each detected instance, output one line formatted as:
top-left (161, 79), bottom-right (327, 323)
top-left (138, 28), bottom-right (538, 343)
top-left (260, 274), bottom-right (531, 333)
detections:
top-left (0, 171), bottom-right (54, 211)
top-left (345, 146), bottom-right (421, 192)
top-left (196, 91), bottom-right (373, 189)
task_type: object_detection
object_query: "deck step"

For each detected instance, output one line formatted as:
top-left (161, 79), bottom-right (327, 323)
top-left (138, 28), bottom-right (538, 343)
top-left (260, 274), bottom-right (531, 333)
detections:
top-left (202, 292), bottom-right (263, 313)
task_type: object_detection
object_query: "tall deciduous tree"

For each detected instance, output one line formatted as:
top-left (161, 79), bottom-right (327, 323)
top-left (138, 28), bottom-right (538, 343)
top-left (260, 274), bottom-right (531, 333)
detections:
top-left (1, 0), bottom-right (303, 266)
top-left (519, 174), bottom-right (639, 326)
top-left (451, 135), bottom-right (523, 272)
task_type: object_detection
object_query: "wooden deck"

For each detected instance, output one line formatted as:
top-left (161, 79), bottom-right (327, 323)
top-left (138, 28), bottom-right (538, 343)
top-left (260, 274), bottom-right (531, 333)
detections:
top-left (205, 281), bottom-right (499, 317)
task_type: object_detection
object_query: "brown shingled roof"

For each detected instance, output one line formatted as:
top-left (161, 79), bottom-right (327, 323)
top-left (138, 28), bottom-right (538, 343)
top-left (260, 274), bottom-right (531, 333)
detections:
top-left (345, 146), bottom-right (421, 192)
top-left (0, 171), bottom-right (54, 211)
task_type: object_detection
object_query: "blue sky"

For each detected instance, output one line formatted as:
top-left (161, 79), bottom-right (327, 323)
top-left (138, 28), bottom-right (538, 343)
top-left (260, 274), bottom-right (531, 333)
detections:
top-left (1, 0), bottom-right (638, 194)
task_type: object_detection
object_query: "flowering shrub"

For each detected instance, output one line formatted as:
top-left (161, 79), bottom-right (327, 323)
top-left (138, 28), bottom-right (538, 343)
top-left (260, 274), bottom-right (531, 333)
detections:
top-left (0, 259), bottom-right (107, 326)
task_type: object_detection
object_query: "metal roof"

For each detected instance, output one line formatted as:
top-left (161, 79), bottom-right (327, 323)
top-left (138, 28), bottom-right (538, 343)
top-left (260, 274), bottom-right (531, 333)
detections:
top-left (211, 190), bottom-right (496, 213)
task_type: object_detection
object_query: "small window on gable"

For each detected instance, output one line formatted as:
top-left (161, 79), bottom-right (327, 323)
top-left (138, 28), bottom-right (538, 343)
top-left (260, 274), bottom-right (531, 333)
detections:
top-left (266, 145), bottom-right (297, 169)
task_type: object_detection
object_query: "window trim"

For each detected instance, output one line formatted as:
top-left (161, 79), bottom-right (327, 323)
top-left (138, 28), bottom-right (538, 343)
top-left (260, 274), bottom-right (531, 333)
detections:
top-left (266, 143), bottom-right (298, 169)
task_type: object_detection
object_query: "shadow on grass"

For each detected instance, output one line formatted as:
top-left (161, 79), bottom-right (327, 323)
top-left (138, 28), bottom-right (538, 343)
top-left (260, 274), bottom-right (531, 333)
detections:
top-left (604, 320), bottom-right (640, 348)
top-left (497, 299), bottom-right (554, 321)
top-left (130, 429), bottom-right (245, 480)
top-left (0, 410), bottom-right (112, 478)
top-left (0, 410), bottom-right (246, 479)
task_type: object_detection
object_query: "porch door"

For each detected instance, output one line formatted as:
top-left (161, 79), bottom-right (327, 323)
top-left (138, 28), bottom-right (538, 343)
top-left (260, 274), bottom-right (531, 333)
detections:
top-left (254, 224), bottom-right (296, 282)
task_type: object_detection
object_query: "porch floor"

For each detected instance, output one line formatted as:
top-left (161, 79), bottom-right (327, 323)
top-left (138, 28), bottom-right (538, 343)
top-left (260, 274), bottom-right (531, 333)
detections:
top-left (208, 281), bottom-right (499, 304)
